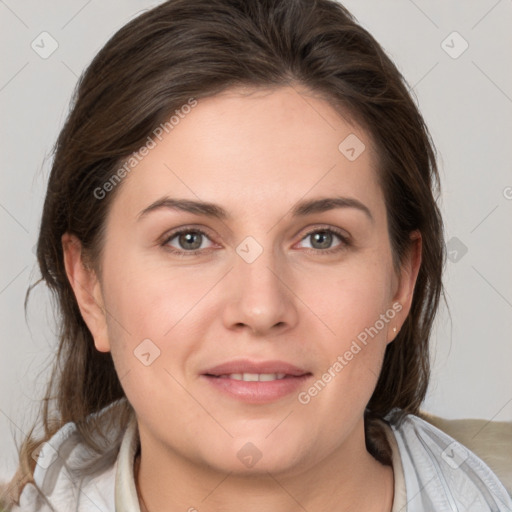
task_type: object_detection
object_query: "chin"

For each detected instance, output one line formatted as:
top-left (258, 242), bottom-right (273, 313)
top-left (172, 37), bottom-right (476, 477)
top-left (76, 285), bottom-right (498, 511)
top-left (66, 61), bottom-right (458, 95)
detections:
top-left (199, 435), bottom-right (307, 476)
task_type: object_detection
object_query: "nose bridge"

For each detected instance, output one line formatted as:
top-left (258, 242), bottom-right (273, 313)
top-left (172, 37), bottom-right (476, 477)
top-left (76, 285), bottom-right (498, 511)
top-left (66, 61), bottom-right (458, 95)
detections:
top-left (236, 236), bottom-right (284, 309)
top-left (223, 234), bottom-right (297, 334)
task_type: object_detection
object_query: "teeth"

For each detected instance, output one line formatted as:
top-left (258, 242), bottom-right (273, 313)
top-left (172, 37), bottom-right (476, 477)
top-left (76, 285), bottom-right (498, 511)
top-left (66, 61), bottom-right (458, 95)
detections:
top-left (221, 373), bottom-right (287, 381)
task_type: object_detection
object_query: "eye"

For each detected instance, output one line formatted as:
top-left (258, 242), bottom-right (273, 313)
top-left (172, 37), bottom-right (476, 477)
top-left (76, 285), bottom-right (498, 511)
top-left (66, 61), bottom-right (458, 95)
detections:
top-left (161, 226), bottom-right (350, 257)
top-left (161, 228), bottom-right (215, 256)
top-left (296, 227), bottom-right (350, 254)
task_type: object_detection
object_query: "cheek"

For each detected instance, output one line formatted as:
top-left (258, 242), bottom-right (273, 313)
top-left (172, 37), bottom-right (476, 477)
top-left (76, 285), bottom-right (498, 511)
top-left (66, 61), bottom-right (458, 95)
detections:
top-left (100, 250), bottom-right (216, 388)
top-left (102, 249), bottom-right (202, 336)
top-left (99, 261), bottom-right (213, 454)
top-left (313, 259), bottom-right (394, 338)
top-left (100, 267), bottom-right (196, 420)
top-left (304, 259), bottom-right (394, 395)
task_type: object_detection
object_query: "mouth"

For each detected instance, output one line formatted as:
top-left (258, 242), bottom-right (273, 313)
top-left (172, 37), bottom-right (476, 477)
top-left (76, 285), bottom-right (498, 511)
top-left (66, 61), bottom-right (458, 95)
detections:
top-left (201, 360), bottom-right (313, 403)
top-left (207, 372), bottom-right (293, 381)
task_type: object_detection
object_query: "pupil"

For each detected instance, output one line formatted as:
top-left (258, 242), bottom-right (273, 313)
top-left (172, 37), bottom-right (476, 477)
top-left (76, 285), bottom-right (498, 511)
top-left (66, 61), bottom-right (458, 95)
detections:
top-left (180, 232), bottom-right (201, 250)
top-left (313, 231), bottom-right (331, 249)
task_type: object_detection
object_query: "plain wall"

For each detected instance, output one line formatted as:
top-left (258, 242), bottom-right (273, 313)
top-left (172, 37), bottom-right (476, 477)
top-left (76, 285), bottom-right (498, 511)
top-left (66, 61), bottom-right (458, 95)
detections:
top-left (1, 0), bottom-right (511, 479)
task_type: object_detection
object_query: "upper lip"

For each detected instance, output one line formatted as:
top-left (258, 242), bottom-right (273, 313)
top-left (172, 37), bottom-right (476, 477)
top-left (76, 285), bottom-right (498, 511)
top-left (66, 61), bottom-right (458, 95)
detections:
top-left (202, 359), bottom-right (310, 377)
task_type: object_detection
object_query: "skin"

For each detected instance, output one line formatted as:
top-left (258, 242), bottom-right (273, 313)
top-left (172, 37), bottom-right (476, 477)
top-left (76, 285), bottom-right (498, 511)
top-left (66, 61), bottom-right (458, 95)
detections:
top-left (63, 85), bottom-right (422, 512)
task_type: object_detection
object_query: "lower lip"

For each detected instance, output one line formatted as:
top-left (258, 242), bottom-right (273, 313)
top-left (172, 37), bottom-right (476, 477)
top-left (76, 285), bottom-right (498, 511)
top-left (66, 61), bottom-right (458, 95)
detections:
top-left (201, 374), bottom-right (312, 404)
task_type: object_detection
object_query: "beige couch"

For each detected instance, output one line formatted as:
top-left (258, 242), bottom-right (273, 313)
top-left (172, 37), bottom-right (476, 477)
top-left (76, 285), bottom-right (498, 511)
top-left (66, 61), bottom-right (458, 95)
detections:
top-left (420, 412), bottom-right (512, 496)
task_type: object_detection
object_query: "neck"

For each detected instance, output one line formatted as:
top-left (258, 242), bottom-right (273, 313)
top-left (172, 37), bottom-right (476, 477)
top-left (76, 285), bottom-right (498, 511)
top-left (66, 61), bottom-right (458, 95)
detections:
top-left (133, 419), bottom-right (394, 512)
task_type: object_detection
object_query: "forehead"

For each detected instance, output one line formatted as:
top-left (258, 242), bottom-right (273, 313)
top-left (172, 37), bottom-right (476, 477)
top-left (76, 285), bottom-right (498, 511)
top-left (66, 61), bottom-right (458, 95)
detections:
top-left (109, 86), bottom-right (385, 224)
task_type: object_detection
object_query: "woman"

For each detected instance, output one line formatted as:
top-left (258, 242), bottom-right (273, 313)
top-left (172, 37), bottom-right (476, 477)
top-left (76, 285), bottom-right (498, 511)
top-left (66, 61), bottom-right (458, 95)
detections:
top-left (2, 0), bottom-right (511, 510)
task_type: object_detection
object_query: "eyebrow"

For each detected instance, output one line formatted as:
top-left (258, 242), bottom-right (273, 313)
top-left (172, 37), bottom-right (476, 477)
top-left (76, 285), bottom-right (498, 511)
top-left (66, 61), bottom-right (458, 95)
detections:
top-left (137, 196), bottom-right (374, 223)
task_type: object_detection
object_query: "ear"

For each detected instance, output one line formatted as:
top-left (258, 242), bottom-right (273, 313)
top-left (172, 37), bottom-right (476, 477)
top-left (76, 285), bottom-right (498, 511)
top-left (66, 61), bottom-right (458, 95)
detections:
top-left (61, 233), bottom-right (111, 353)
top-left (388, 230), bottom-right (422, 343)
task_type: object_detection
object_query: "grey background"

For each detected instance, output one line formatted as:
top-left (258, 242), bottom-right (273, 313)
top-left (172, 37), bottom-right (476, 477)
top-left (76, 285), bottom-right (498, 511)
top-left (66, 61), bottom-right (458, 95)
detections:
top-left (1, 0), bottom-right (511, 480)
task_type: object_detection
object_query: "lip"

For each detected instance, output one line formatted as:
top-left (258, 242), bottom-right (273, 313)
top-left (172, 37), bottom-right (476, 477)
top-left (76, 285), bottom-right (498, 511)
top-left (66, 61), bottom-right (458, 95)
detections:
top-left (202, 359), bottom-right (309, 377)
top-left (201, 359), bottom-right (312, 404)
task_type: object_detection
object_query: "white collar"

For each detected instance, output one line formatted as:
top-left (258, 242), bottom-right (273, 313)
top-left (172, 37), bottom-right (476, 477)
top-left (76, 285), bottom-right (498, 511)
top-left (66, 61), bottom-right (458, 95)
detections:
top-left (115, 413), bottom-right (141, 511)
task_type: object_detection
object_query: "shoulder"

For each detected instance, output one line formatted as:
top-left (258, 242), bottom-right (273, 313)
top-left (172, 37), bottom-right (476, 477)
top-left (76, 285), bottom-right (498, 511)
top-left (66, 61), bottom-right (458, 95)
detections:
top-left (419, 412), bottom-right (512, 491)
top-left (13, 401), bottom-right (131, 512)
top-left (16, 427), bottom-right (117, 511)
top-left (385, 409), bottom-right (512, 512)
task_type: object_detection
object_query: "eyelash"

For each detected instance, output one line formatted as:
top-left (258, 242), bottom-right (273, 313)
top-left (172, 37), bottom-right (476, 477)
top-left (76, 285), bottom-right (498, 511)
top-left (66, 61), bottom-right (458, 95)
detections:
top-left (161, 226), bottom-right (351, 257)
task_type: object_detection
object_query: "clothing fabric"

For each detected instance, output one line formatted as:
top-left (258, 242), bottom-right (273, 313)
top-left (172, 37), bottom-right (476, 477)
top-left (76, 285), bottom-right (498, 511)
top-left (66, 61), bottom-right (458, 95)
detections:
top-left (383, 410), bottom-right (512, 511)
top-left (11, 403), bottom-right (512, 511)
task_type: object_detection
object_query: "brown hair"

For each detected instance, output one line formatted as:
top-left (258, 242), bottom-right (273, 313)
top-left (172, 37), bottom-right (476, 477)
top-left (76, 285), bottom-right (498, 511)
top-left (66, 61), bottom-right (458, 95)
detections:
top-left (2, 0), bottom-right (445, 507)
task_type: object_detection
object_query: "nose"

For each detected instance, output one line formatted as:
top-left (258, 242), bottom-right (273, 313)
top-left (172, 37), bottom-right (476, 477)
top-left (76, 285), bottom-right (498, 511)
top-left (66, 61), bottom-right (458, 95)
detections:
top-left (221, 244), bottom-right (299, 336)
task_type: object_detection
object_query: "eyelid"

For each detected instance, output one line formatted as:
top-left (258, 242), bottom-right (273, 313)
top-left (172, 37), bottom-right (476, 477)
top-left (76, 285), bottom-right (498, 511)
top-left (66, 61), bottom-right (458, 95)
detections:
top-left (298, 224), bottom-right (350, 241)
top-left (160, 225), bottom-right (217, 251)
top-left (294, 225), bottom-right (351, 252)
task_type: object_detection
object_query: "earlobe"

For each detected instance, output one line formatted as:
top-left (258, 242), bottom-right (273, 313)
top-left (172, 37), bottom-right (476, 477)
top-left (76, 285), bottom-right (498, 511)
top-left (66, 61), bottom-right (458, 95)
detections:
top-left (61, 233), bottom-right (111, 353)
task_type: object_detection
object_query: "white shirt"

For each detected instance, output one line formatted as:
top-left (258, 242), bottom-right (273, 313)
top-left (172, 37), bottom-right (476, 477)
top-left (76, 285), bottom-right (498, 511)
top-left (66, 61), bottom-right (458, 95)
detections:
top-left (13, 403), bottom-right (512, 511)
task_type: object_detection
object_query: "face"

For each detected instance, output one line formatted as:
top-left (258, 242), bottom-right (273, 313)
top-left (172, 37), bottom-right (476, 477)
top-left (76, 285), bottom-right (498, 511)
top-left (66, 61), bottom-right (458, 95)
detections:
top-left (64, 85), bottom-right (420, 477)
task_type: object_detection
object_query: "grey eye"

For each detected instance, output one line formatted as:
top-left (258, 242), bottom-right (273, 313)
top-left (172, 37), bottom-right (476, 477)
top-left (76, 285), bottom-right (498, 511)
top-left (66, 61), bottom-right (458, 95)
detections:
top-left (308, 230), bottom-right (334, 250)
